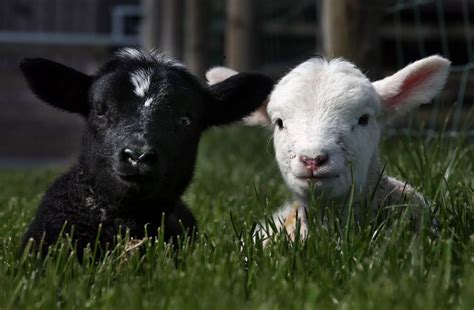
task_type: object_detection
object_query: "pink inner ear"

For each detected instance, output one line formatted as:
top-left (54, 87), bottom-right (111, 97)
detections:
top-left (385, 67), bottom-right (437, 108)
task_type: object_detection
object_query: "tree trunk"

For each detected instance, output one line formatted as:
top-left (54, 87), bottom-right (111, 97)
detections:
top-left (141, 0), bottom-right (162, 51)
top-left (161, 0), bottom-right (185, 60)
top-left (184, 0), bottom-right (208, 79)
top-left (225, 0), bottom-right (259, 71)
top-left (321, 0), bottom-right (384, 79)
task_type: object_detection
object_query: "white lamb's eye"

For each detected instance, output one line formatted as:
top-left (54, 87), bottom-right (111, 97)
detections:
top-left (358, 114), bottom-right (369, 126)
top-left (179, 114), bottom-right (192, 127)
top-left (275, 118), bottom-right (284, 129)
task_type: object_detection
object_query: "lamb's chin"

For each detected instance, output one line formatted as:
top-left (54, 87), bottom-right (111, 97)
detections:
top-left (289, 174), bottom-right (348, 199)
top-left (105, 173), bottom-right (158, 196)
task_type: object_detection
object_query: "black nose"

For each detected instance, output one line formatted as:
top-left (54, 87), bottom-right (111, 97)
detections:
top-left (121, 147), bottom-right (158, 166)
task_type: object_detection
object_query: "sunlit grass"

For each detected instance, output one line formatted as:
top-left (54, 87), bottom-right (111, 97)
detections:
top-left (0, 126), bottom-right (472, 309)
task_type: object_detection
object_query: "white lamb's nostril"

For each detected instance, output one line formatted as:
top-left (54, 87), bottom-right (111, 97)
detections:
top-left (299, 153), bottom-right (329, 172)
top-left (314, 154), bottom-right (329, 166)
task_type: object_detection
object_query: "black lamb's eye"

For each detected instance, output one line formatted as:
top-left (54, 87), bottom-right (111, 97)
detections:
top-left (96, 102), bottom-right (108, 117)
top-left (358, 114), bottom-right (369, 126)
top-left (275, 118), bottom-right (284, 129)
top-left (179, 114), bottom-right (192, 127)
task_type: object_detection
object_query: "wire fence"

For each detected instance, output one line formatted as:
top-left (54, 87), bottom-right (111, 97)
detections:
top-left (386, 0), bottom-right (473, 134)
top-left (0, 0), bottom-right (472, 159)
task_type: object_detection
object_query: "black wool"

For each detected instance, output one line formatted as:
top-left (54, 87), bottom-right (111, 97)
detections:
top-left (19, 48), bottom-right (273, 257)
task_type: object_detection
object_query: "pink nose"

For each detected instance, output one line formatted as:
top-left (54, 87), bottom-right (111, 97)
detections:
top-left (300, 154), bottom-right (329, 172)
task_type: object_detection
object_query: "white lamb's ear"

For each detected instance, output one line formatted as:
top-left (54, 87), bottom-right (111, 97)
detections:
top-left (373, 55), bottom-right (450, 119)
top-left (205, 66), bottom-right (271, 126)
top-left (206, 67), bottom-right (238, 85)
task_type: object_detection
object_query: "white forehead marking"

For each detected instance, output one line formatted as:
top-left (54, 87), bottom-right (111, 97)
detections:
top-left (115, 48), bottom-right (187, 70)
top-left (130, 69), bottom-right (152, 97)
top-left (144, 97), bottom-right (153, 107)
top-left (116, 47), bottom-right (143, 59)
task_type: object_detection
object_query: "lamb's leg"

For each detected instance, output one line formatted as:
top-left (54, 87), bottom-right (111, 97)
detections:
top-left (255, 201), bottom-right (308, 246)
top-left (376, 176), bottom-right (430, 229)
top-left (283, 201), bottom-right (309, 242)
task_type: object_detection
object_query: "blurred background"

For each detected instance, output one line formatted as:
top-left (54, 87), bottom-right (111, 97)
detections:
top-left (0, 0), bottom-right (472, 167)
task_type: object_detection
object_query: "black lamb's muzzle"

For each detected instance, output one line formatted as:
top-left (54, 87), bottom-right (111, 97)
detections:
top-left (112, 134), bottom-right (163, 184)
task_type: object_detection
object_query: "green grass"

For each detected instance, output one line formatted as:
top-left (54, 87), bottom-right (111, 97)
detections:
top-left (0, 126), bottom-right (472, 309)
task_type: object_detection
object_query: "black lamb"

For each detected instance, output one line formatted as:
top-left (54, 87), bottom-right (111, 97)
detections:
top-left (19, 48), bottom-right (273, 257)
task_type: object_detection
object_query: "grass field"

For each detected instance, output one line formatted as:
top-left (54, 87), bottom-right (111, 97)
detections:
top-left (0, 126), bottom-right (473, 309)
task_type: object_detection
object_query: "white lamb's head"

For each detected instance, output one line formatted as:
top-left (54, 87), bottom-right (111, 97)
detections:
top-left (207, 56), bottom-right (450, 201)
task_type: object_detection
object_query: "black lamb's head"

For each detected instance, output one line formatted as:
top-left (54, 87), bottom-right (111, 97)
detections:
top-left (20, 48), bottom-right (273, 200)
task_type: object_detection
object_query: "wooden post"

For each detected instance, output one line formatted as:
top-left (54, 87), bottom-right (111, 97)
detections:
top-left (225, 0), bottom-right (259, 71)
top-left (322, 0), bottom-right (351, 59)
top-left (161, 0), bottom-right (185, 59)
top-left (141, 0), bottom-right (162, 51)
top-left (321, 0), bottom-right (383, 79)
top-left (184, 0), bottom-right (208, 79)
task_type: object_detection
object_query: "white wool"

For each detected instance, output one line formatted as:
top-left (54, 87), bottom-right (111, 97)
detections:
top-left (149, 50), bottom-right (187, 70)
top-left (256, 175), bottom-right (427, 244)
top-left (116, 47), bottom-right (143, 59)
top-left (116, 47), bottom-right (187, 70)
top-left (207, 55), bottom-right (450, 243)
top-left (144, 97), bottom-right (153, 107)
top-left (206, 66), bottom-right (238, 84)
top-left (268, 58), bottom-right (382, 202)
top-left (130, 69), bottom-right (152, 97)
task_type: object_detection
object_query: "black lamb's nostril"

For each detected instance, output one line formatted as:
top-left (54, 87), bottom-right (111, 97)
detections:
top-left (138, 150), bottom-right (158, 164)
top-left (121, 148), bottom-right (157, 165)
top-left (122, 148), bottom-right (140, 162)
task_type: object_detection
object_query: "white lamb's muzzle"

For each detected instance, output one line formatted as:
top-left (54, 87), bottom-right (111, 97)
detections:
top-left (286, 173), bottom-right (352, 200)
top-left (290, 150), bottom-right (345, 176)
top-left (285, 157), bottom-right (353, 200)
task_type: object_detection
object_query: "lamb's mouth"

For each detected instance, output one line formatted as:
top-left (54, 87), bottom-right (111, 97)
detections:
top-left (115, 172), bottom-right (155, 184)
top-left (296, 173), bottom-right (340, 182)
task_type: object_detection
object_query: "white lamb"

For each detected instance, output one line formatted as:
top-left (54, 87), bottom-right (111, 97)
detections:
top-left (207, 56), bottom-right (450, 243)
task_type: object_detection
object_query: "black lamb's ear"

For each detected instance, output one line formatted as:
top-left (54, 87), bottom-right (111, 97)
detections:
top-left (20, 58), bottom-right (93, 116)
top-left (205, 72), bottom-right (273, 127)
